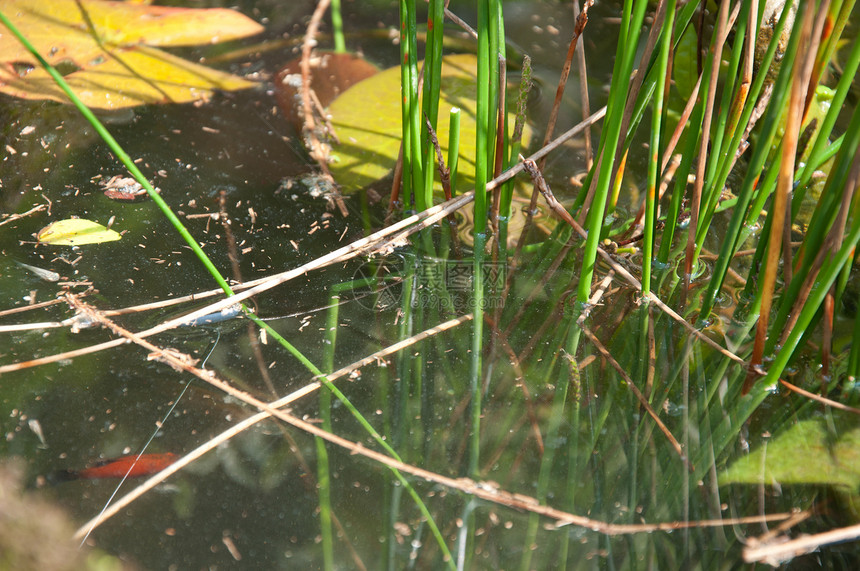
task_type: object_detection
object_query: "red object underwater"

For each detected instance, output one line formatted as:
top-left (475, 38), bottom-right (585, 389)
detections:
top-left (48, 453), bottom-right (178, 484)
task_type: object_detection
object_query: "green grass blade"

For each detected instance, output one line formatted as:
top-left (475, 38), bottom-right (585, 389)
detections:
top-left (577, 0), bottom-right (649, 303)
top-left (697, 0), bottom-right (803, 319)
top-left (330, 0), bottom-right (346, 53)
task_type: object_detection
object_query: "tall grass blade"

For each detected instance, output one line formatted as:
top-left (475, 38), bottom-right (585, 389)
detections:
top-left (330, 0), bottom-right (346, 53)
top-left (697, 0), bottom-right (799, 319)
top-left (576, 0), bottom-right (649, 304)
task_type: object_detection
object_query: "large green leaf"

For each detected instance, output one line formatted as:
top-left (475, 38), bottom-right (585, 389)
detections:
top-left (0, 0), bottom-right (263, 108)
top-left (328, 54), bottom-right (528, 193)
top-left (719, 419), bottom-right (860, 490)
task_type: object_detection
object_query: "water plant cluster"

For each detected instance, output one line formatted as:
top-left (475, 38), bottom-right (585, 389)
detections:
top-left (0, 0), bottom-right (858, 568)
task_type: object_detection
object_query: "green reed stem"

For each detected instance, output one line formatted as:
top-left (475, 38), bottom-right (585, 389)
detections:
top-left (762, 212), bottom-right (860, 388)
top-left (732, 17), bottom-right (856, 333)
top-left (255, 308), bottom-right (455, 568)
top-left (447, 107), bottom-right (462, 196)
top-left (731, 130), bottom-right (841, 319)
top-left (697, 0), bottom-right (797, 318)
top-left (698, 0), bottom-right (751, 221)
top-left (518, 347), bottom-right (568, 571)
top-left (421, 0), bottom-right (446, 209)
top-left (487, 0), bottom-right (501, 174)
top-left (764, 102), bottom-right (860, 355)
top-left (389, 264), bottom-right (416, 569)
top-left (577, 0), bottom-right (649, 304)
top-left (850, 269), bottom-right (860, 379)
top-left (643, 0), bottom-right (675, 294)
top-left (469, 236), bottom-right (486, 482)
top-left (466, 0), bottom-right (494, 484)
top-left (315, 292), bottom-right (342, 571)
top-left (561, 352), bottom-right (583, 564)
top-left (794, 29), bottom-right (860, 209)
top-left (499, 56), bottom-right (532, 256)
top-left (330, 0), bottom-right (346, 53)
top-left (657, 106), bottom-right (699, 264)
top-left (474, 0), bottom-right (491, 236)
top-left (400, 0), bottom-right (423, 210)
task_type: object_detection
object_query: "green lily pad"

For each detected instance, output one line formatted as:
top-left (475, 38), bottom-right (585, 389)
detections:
top-left (719, 419), bottom-right (860, 490)
top-left (327, 53), bottom-right (528, 193)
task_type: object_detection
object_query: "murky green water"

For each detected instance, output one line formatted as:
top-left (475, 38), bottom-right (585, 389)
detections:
top-left (1, 1), bottom-right (857, 569)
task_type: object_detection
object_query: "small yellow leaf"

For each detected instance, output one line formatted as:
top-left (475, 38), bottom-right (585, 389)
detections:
top-left (37, 219), bottom-right (121, 245)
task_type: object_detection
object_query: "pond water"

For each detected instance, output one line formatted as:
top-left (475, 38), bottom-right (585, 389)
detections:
top-left (1, 0), bottom-right (857, 569)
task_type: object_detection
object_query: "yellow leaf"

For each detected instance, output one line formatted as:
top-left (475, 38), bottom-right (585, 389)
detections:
top-left (0, 0), bottom-right (263, 109)
top-left (37, 218), bottom-right (122, 245)
top-left (0, 0), bottom-right (265, 63)
top-left (0, 46), bottom-right (257, 108)
top-left (328, 54), bottom-right (531, 193)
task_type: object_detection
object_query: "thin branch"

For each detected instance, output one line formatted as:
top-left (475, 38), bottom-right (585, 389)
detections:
top-left (73, 312), bottom-right (473, 537)
top-left (683, 0), bottom-right (733, 300)
top-left (0, 202), bottom-right (46, 227)
top-left (514, 1), bottom-right (593, 261)
top-left (300, 0), bottom-right (348, 217)
top-left (484, 316), bottom-right (545, 455)
top-left (744, 520), bottom-right (860, 565)
top-left (580, 322), bottom-right (691, 471)
top-left (425, 113), bottom-right (452, 200)
top-left (744, 0), bottom-right (820, 393)
top-left (67, 297), bottom-right (791, 540)
top-left (572, 0), bottom-right (593, 169)
top-left (780, 379), bottom-right (860, 415)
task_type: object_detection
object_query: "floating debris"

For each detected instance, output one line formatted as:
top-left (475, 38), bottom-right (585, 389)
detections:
top-left (15, 260), bottom-right (60, 282)
top-left (99, 175), bottom-right (160, 202)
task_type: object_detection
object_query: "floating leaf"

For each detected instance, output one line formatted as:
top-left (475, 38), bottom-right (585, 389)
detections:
top-left (719, 419), bottom-right (860, 491)
top-left (1, 46), bottom-right (257, 109)
top-left (275, 51), bottom-right (379, 130)
top-left (0, 0), bottom-right (263, 109)
top-left (327, 54), bottom-right (529, 193)
top-left (37, 218), bottom-right (121, 245)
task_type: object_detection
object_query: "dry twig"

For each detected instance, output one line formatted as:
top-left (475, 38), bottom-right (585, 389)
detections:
top-left (300, 0), bottom-right (349, 217)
